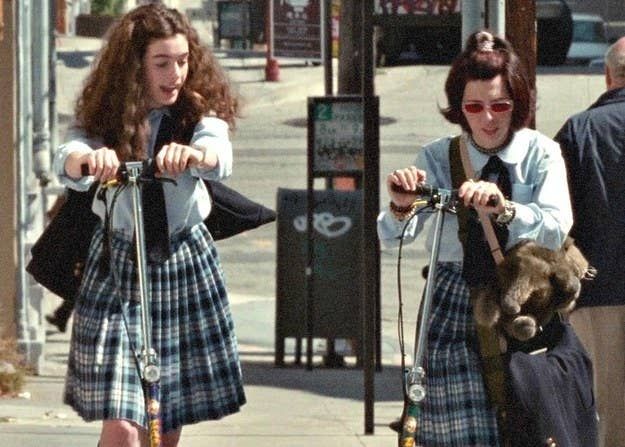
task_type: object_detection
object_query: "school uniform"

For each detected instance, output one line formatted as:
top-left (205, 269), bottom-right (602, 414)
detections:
top-left (377, 129), bottom-right (572, 446)
top-left (54, 109), bottom-right (245, 432)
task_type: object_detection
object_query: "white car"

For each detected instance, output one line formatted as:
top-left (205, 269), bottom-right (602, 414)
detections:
top-left (566, 13), bottom-right (610, 65)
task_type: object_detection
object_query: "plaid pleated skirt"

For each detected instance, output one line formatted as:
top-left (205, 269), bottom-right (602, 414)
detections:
top-left (417, 262), bottom-right (499, 447)
top-left (64, 223), bottom-right (246, 433)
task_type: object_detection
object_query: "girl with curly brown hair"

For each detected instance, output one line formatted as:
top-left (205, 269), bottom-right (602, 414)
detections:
top-left (52, 4), bottom-right (245, 446)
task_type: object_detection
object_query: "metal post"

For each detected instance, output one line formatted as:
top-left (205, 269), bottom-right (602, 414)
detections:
top-left (265, 0), bottom-right (280, 81)
top-left (32, 0), bottom-right (51, 184)
top-left (323, 0), bottom-right (332, 95)
top-left (16, 0), bottom-right (34, 367)
top-left (49, 0), bottom-right (59, 161)
top-left (486, 0), bottom-right (506, 36)
top-left (361, 0), bottom-right (378, 435)
top-left (305, 156), bottom-right (314, 370)
top-left (462, 0), bottom-right (485, 47)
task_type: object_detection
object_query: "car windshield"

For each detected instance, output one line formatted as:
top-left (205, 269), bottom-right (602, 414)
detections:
top-left (573, 20), bottom-right (606, 43)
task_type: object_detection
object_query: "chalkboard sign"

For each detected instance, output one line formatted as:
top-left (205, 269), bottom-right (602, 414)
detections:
top-left (308, 95), bottom-right (378, 177)
top-left (217, 1), bottom-right (250, 40)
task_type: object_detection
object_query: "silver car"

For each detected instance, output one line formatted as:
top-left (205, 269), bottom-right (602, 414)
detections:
top-left (566, 13), bottom-right (610, 65)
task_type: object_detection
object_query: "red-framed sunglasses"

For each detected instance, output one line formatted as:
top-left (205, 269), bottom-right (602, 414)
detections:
top-left (462, 100), bottom-right (514, 114)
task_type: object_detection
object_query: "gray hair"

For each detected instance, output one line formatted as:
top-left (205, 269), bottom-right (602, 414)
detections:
top-left (605, 40), bottom-right (625, 81)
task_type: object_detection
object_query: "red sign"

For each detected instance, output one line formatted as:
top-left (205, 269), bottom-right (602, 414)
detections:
top-left (273, 0), bottom-right (322, 59)
top-left (377, 0), bottom-right (460, 15)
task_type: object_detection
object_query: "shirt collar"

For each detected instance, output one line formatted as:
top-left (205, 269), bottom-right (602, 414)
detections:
top-left (467, 129), bottom-right (530, 171)
top-left (148, 107), bottom-right (172, 122)
top-left (588, 86), bottom-right (625, 110)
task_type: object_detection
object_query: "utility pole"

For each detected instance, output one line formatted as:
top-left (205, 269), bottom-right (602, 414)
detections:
top-left (486, 0), bottom-right (505, 36)
top-left (506, 0), bottom-right (536, 128)
top-left (462, 0), bottom-right (483, 47)
top-left (338, 0), bottom-right (361, 94)
top-left (0, 0), bottom-right (17, 342)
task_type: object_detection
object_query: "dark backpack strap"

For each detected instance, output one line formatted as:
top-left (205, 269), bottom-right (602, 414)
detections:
top-left (448, 135), bottom-right (511, 446)
top-left (448, 135), bottom-right (464, 187)
top-left (448, 136), bottom-right (470, 248)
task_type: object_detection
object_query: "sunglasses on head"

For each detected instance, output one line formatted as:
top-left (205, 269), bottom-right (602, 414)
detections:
top-left (462, 100), bottom-right (514, 114)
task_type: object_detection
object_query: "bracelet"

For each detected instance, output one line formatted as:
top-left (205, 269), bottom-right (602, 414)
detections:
top-left (495, 200), bottom-right (516, 225)
top-left (389, 200), bottom-right (418, 221)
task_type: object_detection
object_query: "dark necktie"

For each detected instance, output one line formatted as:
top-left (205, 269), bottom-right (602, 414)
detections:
top-left (142, 114), bottom-right (173, 264)
top-left (462, 155), bottom-right (512, 287)
top-left (481, 155), bottom-right (512, 201)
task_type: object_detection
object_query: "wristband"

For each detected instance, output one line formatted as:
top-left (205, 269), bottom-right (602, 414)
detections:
top-left (390, 200), bottom-right (418, 221)
top-left (496, 200), bottom-right (516, 225)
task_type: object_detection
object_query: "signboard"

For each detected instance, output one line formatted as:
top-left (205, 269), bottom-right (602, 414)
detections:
top-left (217, 1), bottom-right (250, 40)
top-left (273, 0), bottom-right (322, 59)
top-left (308, 95), bottom-right (379, 177)
top-left (376, 0), bottom-right (460, 15)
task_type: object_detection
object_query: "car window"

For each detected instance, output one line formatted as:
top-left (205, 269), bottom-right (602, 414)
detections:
top-left (573, 20), bottom-right (606, 43)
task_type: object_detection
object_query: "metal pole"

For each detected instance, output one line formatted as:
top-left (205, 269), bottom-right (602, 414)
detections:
top-left (323, 0), bottom-right (332, 95)
top-left (32, 0), bottom-right (51, 183)
top-left (399, 196), bottom-right (451, 446)
top-left (127, 165), bottom-right (159, 383)
top-left (265, 0), bottom-right (280, 81)
top-left (413, 206), bottom-right (446, 367)
top-left (361, 0), bottom-right (378, 435)
top-left (49, 0), bottom-right (59, 161)
top-left (126, 162), bottom-right (161, 447)
top-left (486, 0), bottom-right (506, 36)
top-left (462, 0), bottom-right (484, 47)
top-left (16, 0), bottom-right (34, 365)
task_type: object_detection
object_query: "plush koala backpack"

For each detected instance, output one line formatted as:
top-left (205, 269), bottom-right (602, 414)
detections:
top-left (449, 135), bottom-right (599, 447)
top-left (473, 237), bottom-right (595, 346)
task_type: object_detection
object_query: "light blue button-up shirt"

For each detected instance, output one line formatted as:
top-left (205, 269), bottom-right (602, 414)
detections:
top-left (377, 128), bottom-right (573, 261)
top-left (53, 109), bottom-right (233, 238)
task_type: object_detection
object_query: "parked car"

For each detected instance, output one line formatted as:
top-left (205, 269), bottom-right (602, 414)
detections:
top-left (374, 0), bottom-right (575, 66)
top-left (566, 13), bottom-right (610, 65)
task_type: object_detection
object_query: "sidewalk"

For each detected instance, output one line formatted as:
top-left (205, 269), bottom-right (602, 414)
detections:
top-left (0, 291), bottom-right (403, 447)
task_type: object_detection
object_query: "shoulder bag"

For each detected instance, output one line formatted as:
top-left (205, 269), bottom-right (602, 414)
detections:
top-left (26, 179), bottom-right (276, 302)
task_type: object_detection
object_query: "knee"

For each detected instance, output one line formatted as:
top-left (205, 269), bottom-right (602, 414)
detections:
top-left (101, 419), bottom-right (146, 447)
top-left (162, 428), bottom-right (182, 447)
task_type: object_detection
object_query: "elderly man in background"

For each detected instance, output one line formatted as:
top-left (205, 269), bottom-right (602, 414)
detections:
top-left (555, 36), bottom-right (625, 447)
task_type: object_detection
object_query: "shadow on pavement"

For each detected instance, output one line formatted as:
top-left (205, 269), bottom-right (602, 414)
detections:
top-left (240, 359), bottom-right (404, 402)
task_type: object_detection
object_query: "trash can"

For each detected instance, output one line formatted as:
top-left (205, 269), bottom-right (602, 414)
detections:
top-left (275, 188), bottom-right (364, 366)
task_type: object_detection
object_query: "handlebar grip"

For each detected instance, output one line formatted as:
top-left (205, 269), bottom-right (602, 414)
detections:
top-left (391, 183), bottom-right (437, 197)
top-left (80, 159), bottom-right (160, 180)
top-left (391, 183), bottom-right (499, 207)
